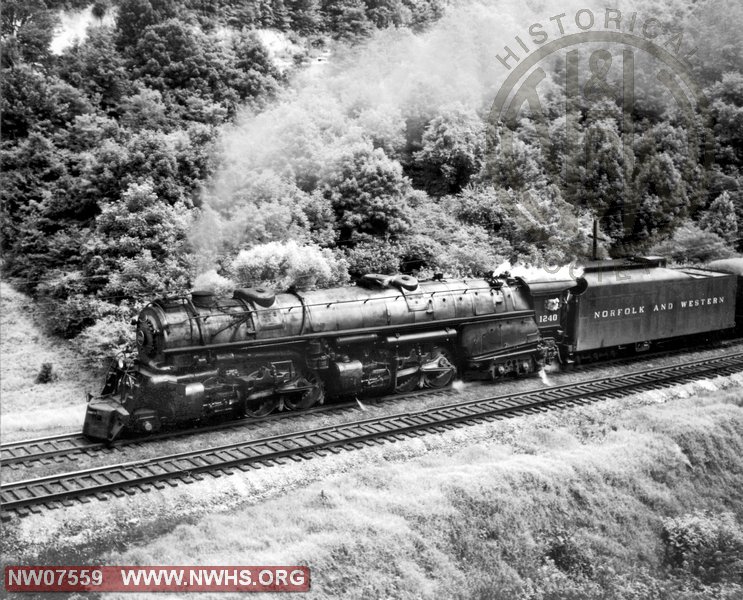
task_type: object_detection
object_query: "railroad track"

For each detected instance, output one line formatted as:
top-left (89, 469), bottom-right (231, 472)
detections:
top-left (0, 388), bottom-right (455, 468)
top-left (3, 351), bottom-right (742, 520)
top-left (0, 433), bottom-right (116, 467)
top-left (6, 338), bottom-right (740, 468)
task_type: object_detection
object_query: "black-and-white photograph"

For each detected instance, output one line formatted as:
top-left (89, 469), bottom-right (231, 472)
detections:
top-left (2, 0), bottom-right (743, 597)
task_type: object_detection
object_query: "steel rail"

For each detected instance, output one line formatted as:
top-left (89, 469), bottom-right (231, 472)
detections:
top-left (0, 388), bottom-right (454, 468)
top-left (4, 338), bottom-right (740, 468)
top-left (0, 435), bottom-right (109, 467)
top-left (3, 351), bottom-right (742, 520)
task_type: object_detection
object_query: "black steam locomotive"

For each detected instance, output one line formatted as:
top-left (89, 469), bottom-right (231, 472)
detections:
top-left (83, 256), bottom-right (742, 441)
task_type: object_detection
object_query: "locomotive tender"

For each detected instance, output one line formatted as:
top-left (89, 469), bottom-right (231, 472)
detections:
top-left (83, 256), bottom-right (740, 441)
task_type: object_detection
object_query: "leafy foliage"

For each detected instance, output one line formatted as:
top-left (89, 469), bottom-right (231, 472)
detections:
top-left (85, 180), bottom-right (193, 297)
top-left (57, 26), bottom-right (131, 110)
top-left (544, 529), bottom-right (594, 578)
top-left (229, 240), bottom-right (349, 290)
top-left (76, 312), bottom-right (138, 366)
top-left (2, 0), bottom-right (743, 366)
top-left (412, 105), bottom-right (485, 194)
top-left (35, 362), bottom-right (56, 384)
top-left (0, 66), bottom-right (94, 139)
top-left (318, 142), bottom-right (414, 240)
top-left (650, 223), bottom-right (735, 264)
top-left (44, 296), bottom-right (123, 338)
top-left (1, 0), bottom-right (58, 68)
top-left (700, 191), bottom-right (739, 245)
top-left (708, 72), bottom-right (743, 169)
top-left (662, 512), bottom-right (743, 584)
top-left (115, 0), bottom-right (180, 49)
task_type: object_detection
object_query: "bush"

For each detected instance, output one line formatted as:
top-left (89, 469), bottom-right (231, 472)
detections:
top-left (412, 105), bottom-right (486, 194)
top-left (544, 530), bottom-right (594, 578)
top-left (36, 269), bottom-right (89, 299)
top-left (45, 296), bottom-right (132, 339)
top-left (445, 185), bottom-right (510, 236)
top-left (407, 194), bottom-right (512, 276)
top-left (35, 363), bottom-right (56, 384)
top-left (318, 142), bottom-right (414, 240)
top-left (75, 313), bottom-right (136, 367)
top-left (662, 511), bottom-right (743, 583)
top-left (44, 296), bottom-right (105, 338)
top-left (343, 238), bottom-right (411, 277)
top-left (192, 270), bottom-right (236, 296)
top-left (229, 240), bottom-right (349, 290)
top-left (650, 223), bottom-right (736, 264)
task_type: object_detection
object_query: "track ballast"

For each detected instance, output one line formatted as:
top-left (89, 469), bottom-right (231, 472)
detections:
top-left (3, 351), bottom-right (742, 520)
top-left (7, 339), bottom-right (740, 469)
top-left (0, 388), bottom-right (454, 468)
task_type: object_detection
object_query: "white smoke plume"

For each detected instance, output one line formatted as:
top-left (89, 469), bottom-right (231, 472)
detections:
top-left (193, 0), bottom-right (705, 272)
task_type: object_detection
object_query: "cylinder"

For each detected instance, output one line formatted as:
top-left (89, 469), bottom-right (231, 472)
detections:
top-left (331, 360), bottom-right (363, 392)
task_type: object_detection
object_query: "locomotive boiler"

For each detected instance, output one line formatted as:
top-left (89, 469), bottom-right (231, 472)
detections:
top-left (84, 273), bottom-right (549, 440)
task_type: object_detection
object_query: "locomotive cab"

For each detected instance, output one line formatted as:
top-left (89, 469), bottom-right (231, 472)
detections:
top-left (517, 276), bottom-right (584, 366)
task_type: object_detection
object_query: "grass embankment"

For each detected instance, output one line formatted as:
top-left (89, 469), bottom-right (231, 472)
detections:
top-left (2, 280), bottom-right (743, 599)
top-left (4, 381), bottom-right (732, 600)
top-left (0, 283), bottom-right (100, 440)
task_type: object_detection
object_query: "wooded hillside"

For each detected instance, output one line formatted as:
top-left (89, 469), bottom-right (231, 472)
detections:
top-left (2, 0), bottom-right (742, 363)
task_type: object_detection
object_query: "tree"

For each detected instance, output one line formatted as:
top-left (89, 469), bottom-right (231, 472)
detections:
top-left (1, 0), bottom-right (57, 68)
top-left (57, 26), bottom-right (131, 111)
top-left (286, 0), bottom-right (322, 35)
top-left (129, 20), bottom-right (281, 116)
top-left (403, 0), bottom-right (445, 31)
top-left (489, 136), bottom-right (546, 191)
top-left (629, 152), bottom-right (687, 246)
top-left (699, 191), bottom-right (739, 245)
top-left (650, 222), bottom-right (735, 264)
top-left (269, 0), bottom-right (292, 30)
top-left (92, 1), bottom-right (109, 20)
top-left (84, 180), bottom-right (193, 298)
top-left (318, 142), bottom-right (413, 240)
top-left (365, 0), bottom-right (405, 29)
top-left (0, 66), bottom-right (93, 139)
top-left (1, 132), bottom-right (67, 255)
top-left (192, 171), bottom-right (335, 269)
top-left (173, 124), bottom-right (220, 196)
top-left (445, 184), bottom-right (510, 237)
top-left (404, 194), bottom-right (511, 275)
top-left (117, 86), bottom-right (170, 130)
top-left (116, 0), bottom-right (179, 49)
top-left (229, 30), bottom-right (283, 106)
top-left (229, 240), bottom-right (349, 290)
top-left (708, 72), bottom-right (743, 169)
top-left (131, 20), bottom-right (226, 97)
top-left (624, 124), bottom-right (699, 248)
top-left (320, 0), bottom-right (373, 40)
top-left (575, 115), bottom-right (626, 242)
top-left (497, 185), bottom-right (594, 263)
top-left (412, 106), bottom-right (486, 194)
top-left (343, 194), bottom-right (511, 278)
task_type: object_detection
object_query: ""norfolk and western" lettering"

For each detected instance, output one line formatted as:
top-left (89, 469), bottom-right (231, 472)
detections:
top-left (593, 296), bottom-right (725, 319)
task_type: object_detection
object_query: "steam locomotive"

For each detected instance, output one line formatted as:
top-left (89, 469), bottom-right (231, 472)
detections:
top-left (83, 256), bottom-right (743, 441)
